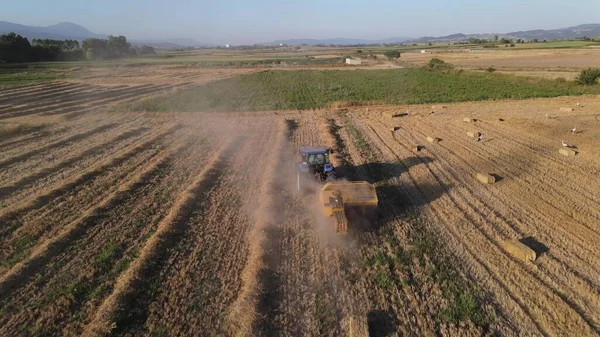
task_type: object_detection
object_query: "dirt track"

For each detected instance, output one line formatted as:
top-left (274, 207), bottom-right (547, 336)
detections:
top-left (0, 79), bottom-right (599, 336)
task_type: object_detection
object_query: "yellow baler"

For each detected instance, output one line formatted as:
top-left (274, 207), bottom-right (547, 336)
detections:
top-left (320, 181), bottom-right (378, 234)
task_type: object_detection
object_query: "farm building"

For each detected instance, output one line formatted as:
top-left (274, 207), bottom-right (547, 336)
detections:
top-left (345, 58), bottom-right (362, 65)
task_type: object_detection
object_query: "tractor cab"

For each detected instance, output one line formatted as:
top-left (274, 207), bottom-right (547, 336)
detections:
top-left (297, 147), bottom-right (336, 186)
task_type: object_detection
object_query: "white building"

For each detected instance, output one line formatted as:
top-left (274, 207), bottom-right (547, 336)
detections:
top-left (345, 58), bottom-right (362, 65)
top-left (225, 44), bottom-right (230, 48)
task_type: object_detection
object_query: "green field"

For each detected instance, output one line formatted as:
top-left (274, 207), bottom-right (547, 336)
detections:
top-left (0, 70), bottom-right (73, 88)
top-left (114, 68), bottom-right (600, 112)
top-left (511, 40), bottom-right (600, 49)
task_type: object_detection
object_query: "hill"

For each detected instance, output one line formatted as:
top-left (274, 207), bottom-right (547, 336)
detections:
top-left (265, 24), bottom-right (600, 46)
top-left (0, 21), bottom-right (104, 40)
top-left (265, 37), bottom-right (411, 46)
top-left (409, 24), bottom-right (600, 43)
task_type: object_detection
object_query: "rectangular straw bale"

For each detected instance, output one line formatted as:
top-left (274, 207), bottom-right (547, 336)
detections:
top-left (558, 148), bottom-right (577, 156)
top-left (560, 107), bottom-right (574, 112)
top-left (503, 240), bottom-right (536, 262)
top-left (476, 172), bottom-right (495, 184)
top-left (342, 316), bottom-right (369, 337)
top-left (466, 131), bottom-right (481, 138)
top-left (426, 136), bottom-right (439, 143)
top-left (463, 117), bottom-right (473, 123)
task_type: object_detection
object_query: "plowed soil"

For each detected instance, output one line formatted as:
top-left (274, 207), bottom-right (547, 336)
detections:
top-left (0, 78), bottom-right (599, 337)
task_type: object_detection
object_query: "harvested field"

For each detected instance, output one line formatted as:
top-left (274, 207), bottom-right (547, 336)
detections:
top-left (402, 49), bottom-right (600, 70)
top-left (0, 77), bottom-right (599, 337)
top-left (71, 67), bottom-right (259, 86)
top-left (400, 48), bottom-right (600, 80)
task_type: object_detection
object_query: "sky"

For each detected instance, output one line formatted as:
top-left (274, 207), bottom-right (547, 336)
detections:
top-left (2, 0), bottom-right (600, 44)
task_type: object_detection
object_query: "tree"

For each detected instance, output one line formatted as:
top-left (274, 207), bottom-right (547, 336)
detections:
top-left (383, 50), bottom-right (400, 59)
top-left (82, 38), bottom-right (107, 60)
top-left (2, 34), bottom-right (85, 62)
top-left (468, 38), bottom-right (489, 44)
top-left (82, 35), bottom-right (135, 60)
top-left (106, 35), bottom-right (135, 58)
top-left (0, 33), bottom-right (32, 62)
top-left (136, 45), bottom-right (156, 55)
top-left (494, 35), bottom-right (498, 42)
top-left (575, 68), bottom-right (600, 85)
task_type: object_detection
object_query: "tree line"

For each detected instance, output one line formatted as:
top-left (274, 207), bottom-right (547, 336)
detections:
top-left (0, 33), bottom-right (156, 63)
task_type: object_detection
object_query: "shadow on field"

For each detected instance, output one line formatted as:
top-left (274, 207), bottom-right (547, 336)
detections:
top-left (256, 226), bottom-right (284, 336)
top-left (367, 308), bottom-right (398, 337)
top-left (351, 180), bottom-right (448, 234)
top-left (338, 159), bottom-right (447, 233)
top-left (520, 236), bottom-right (549, 258)
top-left (335, 157), bottom-right (434, 184)
top-left (489, 173), bottom-right (504, 183)
top-left (285, 119), bottom-right (297, 139)
top-left (326, 116), bottom-right (446, 233)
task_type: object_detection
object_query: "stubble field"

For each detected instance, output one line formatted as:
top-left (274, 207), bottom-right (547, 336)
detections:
top-left (0, 63), bottom-right (599, 337)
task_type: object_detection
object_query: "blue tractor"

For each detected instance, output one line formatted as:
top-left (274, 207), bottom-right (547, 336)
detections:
top-left (297, 146), bottom-right (336, 190)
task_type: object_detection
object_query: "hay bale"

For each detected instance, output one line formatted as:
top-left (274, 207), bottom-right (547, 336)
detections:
top-left (463, 117), bottom-right (474, 123)
top-left (476, 173), bottom-right (495, 184)
top-left (466, 131), bottom-right (481, 138)
top-left (426, 136), bottom-right (440, 143)
top-left (390, 126), bottom-right (401, 132)
top-left (558, 148), bottom-right (577, 156)
top-left (413, 145), bottom-right (423, 152)
top-left (342, 316), bottom-right (369, 337)
top-left (503, 240), bottom-right (536, 262)
top-left (560, 107), bottom-right (574, 112)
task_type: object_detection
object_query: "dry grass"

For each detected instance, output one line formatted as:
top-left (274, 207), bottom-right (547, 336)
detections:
top-left (1, 67), bottom-right (600, 337)
top-left (227, 119), bottom-right (286, 335)
top-left (0, 121), bottom-right (47, 138)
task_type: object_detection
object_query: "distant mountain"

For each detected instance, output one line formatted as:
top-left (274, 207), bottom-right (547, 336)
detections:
top-left (264, 37), bottom-right (411, 46)
top-left (42, 22), bottom-right (102, 39)
top-left (0, 21), bottom-right (104, 40)
top-left (130, 38), bottom-right (212, 48)
top-left (408, 24), bottom-right (600, 43)
top-left (507, 24), bottom-right (600, 40)
top-left (265, 24), bottom-right (600, 46)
